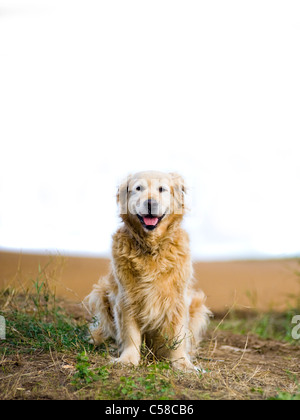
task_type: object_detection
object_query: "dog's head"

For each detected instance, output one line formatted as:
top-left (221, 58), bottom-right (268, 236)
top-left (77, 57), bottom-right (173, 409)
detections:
top-left (117, 171), bottom-right (186, 235)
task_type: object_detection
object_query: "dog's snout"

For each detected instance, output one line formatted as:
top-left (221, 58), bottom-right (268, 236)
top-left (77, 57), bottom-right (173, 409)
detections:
top-left (145, 199), bottom-right (158, 215)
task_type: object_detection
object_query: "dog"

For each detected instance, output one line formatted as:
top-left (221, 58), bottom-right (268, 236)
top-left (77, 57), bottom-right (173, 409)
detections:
top-left (84, 171), bottom-right (211, 371)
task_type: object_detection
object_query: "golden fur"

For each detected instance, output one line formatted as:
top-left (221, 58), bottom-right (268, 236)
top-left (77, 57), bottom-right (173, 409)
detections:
top-left (84, 171), bottom-right (211, 371)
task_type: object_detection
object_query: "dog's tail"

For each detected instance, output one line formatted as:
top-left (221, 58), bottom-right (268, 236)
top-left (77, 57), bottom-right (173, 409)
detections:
top-left (188, 290), bottom-right (212, 356)
top-left (83, 274), bottom-right (116, 345)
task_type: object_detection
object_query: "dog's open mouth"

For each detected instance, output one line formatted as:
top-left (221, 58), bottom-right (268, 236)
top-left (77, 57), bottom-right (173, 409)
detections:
top-left (137, 214), bottom-right (165, 231)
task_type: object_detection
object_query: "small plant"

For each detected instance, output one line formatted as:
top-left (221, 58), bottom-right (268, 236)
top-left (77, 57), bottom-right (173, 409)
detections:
top-left (110, 361), bottom-right (174, 400)
top-left (118, 376), bottom-right (139, 398)
top-left (161, 328), bottom-right (189, 352)
top-left (270, 390), bottom-right (300, 401)
top-left (71, 352), bottom-right (98, 387)
top-left (138, 372), bottom-right (174, 400)
top-left (71, 352), bottom-right (110, 388)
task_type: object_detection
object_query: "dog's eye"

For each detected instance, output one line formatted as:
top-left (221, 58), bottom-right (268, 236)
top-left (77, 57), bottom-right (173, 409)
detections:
top-left (159, 186), bottom-right (167, 193)
top-left (136, 186), bottom-right (141, 191)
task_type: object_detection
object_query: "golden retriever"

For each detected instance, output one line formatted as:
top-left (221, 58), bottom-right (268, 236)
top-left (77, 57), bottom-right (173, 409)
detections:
top-left (84, 171), bottom-right (211, 371)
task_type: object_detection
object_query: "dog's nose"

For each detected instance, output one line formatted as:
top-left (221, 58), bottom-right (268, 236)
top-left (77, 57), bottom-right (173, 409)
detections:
top-left (145, 199), bottom-right (158, 215)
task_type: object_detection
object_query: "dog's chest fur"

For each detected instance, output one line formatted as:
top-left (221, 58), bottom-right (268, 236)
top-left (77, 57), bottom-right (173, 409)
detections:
top-left (112, 228), bottom-right (192, 332)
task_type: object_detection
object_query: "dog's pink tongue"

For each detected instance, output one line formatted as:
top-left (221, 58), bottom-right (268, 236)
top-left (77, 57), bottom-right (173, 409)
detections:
top-left (143, 217), bottom-right (159, 226)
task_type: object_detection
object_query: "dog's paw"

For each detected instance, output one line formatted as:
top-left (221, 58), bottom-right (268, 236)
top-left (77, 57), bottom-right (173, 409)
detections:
top-left (171, 357), bottom-right (199, 373)
top-left (113, 351), bottom-right (140, 367)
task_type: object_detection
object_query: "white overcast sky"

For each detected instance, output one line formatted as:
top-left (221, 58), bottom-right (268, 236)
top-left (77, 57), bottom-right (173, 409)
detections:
top-left (0, 0), bottom-right (300, 260)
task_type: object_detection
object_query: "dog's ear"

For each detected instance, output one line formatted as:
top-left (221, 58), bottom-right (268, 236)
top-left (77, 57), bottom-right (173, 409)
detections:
top-left (169, 172), bottom-right (186, 213)
top-left (117, 174), bottom-right (131, 214)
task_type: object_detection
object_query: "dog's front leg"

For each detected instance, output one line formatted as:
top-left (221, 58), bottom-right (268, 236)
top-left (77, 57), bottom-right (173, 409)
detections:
top-left (114, 307), bottom-right (141, 366)
top-left (168, 316), bottom-right (197, 372)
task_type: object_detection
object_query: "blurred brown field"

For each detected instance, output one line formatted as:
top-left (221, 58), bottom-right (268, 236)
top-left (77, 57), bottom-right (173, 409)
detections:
top-left (0, 250), bottom-right (299, 313)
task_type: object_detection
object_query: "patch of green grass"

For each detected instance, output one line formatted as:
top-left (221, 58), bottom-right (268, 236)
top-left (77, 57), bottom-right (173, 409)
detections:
top-left (71, 352), bottom-right (110, 388)
top-left (213, 309), bottom-right (300, 345)
top-left (71, 354), bottom-right (175, 400)
top-left (1, 308), bottom-right (90, 354)
top-left (0, 269), bottom-right (92, 355)
top-left (103, 362), bottom-right (175, 400)
top-left (270, 389), bottom-right (300, 400)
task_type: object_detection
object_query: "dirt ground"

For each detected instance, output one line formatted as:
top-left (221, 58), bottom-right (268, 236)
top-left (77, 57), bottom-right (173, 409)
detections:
top-left (1, 330), bottom-right (299, 400)
top-left (1, 301), bottom-right (299, 400)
